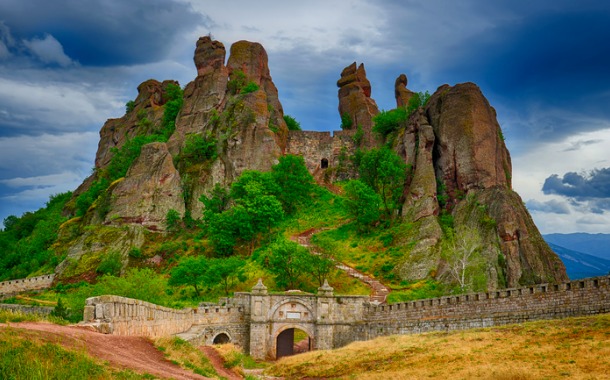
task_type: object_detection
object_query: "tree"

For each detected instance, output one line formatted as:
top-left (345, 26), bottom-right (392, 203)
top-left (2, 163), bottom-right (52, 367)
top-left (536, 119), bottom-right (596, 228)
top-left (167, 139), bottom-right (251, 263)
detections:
top-left (263, 238), bottom-right (310, 290)
top-left (303, 251), bottom-right (334, 287)
top-left (372, 107), bottom-right (408, 137)
top-left (199, 183), bottom-right (230, 215)
top-left (206, 257), bottom-right (247, 295)
top-left (441, 227), bottom-right (486, 292)
top-left (168, 256), bottom-right (209, 297)
top-left (358, 147), bottom-right (407, 219)
top-left (344, 180), bottom-right (381, 232)
top-left (271, 155), bottom-right (314, 214)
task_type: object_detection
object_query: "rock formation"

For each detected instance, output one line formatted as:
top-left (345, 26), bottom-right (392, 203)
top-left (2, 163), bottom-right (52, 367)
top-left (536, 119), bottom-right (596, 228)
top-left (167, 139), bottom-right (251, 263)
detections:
top-left (393, 82), bottom-right (567, 287)
top-left (337, 62), bottom-right (379, 146)
top-left (395, 73), bottom-right (415, 108)
top-left (59, 36), bottom-right (567, 289)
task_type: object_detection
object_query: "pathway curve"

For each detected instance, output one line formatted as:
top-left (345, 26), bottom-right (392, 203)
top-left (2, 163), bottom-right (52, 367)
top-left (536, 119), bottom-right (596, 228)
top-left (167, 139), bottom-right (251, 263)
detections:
top-left (292, 228), bottom-right (390, 304)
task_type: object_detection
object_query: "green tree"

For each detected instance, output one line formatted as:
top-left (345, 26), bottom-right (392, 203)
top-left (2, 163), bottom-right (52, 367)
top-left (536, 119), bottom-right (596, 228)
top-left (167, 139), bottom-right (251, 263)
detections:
top-left (358, 147), bottom-right (407, 219)
top-left (271, 155), bottom-right (314, 214)
top-left (283, 114), bottom-right (302, 131)
top-left (303, 252), bottom-right (334, 287)
top-left (161, 82), bottom-right (183, 139)
top-left (372, 107), bottom-right (408, 137)
top-left (168, 256), bottom-right (209, 297)
top-left (263, 238), bottom-right (310, 290)
top-left (178, 133), bottom-right (217, 166)
top-left (199, 183), bottom-right (230, 215)
top-left (344, 180), bottom-right (381, 232)
top-left (205, 257), bottom-right (247, 295)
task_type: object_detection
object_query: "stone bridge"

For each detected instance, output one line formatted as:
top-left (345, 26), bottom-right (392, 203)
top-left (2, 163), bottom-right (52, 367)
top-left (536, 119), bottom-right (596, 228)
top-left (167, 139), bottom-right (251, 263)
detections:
top-left (83, 275), bottom-right (610, 360)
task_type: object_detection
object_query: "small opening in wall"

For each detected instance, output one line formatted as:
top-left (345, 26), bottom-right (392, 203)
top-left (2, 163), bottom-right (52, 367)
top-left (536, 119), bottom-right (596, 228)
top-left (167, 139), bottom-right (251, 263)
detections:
top-left (566, 283), bottom-right (571, 290)
top-left (554, 285), bottom-right (559, 291)
top-left (321, 158), bottom-right (329, 169)
top-left (213, 333), bottom-right (231, 344)
top-left (579, 281), bottom-right (585, 289)
top-left (594, 279), bottom-right (599, 288)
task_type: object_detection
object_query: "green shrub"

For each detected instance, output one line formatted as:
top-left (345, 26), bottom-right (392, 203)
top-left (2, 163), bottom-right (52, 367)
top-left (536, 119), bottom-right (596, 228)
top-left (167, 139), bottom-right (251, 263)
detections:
top-left (340, 112), bottom-right (353, 130)
top-left (165, 209), bottom-right (182, 233)
top-left (283, 114), bottom-right (301, 131)
top-left (372, 107), bottom-right (407, 137)
top-left (125, 100), bottom-right (135, 113)
top-left (241, 81), bottom-right (259, 94)
top-left (178, 133), bottom-right (217, 166)
top-left (227, 70), bottom-right (247, 94)
top-left (96, 251), bottom-right (122, 276)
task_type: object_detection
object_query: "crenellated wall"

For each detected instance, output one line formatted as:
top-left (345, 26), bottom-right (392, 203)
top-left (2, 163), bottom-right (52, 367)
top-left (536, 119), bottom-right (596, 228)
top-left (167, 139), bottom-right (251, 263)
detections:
top-left (0, 274), bottom-right (55, 296)
top-left (81, 276), bottom-right (610, 358)
top-left (362, 276), bottom-right (610, 340)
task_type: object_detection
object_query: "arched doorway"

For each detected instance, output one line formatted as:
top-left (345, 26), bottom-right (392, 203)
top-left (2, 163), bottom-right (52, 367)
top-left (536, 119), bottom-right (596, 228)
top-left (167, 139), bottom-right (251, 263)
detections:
top-left (276, 328), bottom-right (312, 359)
top-left (321, 158), bottom-right (329, 169)
top-left (213, 333), bottom-right (231, 344)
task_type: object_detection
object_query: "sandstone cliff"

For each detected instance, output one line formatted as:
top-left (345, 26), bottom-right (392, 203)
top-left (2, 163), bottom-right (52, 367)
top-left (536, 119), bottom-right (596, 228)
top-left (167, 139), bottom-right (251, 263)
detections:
top-left (392, 81), bottom-right (567, 287)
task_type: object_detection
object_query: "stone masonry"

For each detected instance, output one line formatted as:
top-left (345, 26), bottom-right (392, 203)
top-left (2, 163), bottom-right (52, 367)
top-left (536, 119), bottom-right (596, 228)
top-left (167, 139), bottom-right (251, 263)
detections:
top-left (0, 274), bottom-right (55, 298)
top-left (83, 276), bottom-right (610, 360)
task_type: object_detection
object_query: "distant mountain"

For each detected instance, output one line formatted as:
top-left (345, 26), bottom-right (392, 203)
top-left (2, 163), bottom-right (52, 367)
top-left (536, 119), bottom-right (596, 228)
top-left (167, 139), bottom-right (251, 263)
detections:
top-left (544, 233), bottom-right (610, 261)
top-left (547, 242), bottom-right (610, 280)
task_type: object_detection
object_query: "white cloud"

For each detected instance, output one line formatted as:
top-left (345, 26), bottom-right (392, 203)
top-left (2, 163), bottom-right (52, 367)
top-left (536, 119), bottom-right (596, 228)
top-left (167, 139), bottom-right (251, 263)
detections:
top-left (22, 33), bottom-right (76, 67)
top-left (513, 128), bottom-right (610, 233)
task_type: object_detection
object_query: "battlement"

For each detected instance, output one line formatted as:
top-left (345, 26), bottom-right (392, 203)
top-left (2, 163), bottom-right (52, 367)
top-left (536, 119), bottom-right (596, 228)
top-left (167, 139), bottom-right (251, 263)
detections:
top-left (0, 274), bottom-right (55, 296)
top-left (362, 276), bottom-right (610, 339)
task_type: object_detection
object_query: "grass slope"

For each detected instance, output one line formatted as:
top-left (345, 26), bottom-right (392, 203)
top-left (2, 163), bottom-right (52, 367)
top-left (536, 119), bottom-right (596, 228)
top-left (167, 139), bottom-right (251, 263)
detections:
top-left (266, 314), bottom-right (610, 380)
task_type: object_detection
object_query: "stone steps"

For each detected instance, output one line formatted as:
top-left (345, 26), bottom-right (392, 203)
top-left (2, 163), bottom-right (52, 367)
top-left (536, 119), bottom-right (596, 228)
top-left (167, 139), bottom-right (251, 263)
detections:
top-left (293, 228), bottom-right (391, 304)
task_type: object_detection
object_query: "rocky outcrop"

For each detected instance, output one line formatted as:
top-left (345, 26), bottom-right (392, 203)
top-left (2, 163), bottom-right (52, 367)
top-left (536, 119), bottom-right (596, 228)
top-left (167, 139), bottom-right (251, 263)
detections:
top-left (427, 83), bottom-right (512, 206)
top-left (105, 142), bottom-right (184, 231)
top-left (395, 74), bottom-right (415, 108)
top-left (396, 82), bottom-right (566, 287)
top-left (337, 62), bottom-right (379, 147)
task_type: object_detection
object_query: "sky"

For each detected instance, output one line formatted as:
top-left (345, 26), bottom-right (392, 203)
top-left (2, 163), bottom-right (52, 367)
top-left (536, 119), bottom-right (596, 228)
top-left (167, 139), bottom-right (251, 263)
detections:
top-left (0, 0), bottom-right (609, 234)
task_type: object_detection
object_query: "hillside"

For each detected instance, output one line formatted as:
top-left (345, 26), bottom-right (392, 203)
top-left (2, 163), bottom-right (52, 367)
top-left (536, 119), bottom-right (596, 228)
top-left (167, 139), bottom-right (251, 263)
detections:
top-left (266, 314), bottom-right (610, 380)
top-left (548, 242), bottom-right (610, 280)
top-left (545, 233), bottom-right (610, 260)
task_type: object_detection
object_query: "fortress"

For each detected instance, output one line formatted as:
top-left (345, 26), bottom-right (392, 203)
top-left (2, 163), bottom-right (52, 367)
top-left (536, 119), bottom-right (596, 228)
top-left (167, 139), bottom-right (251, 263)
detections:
top-left (82, 275), bottom-right (610, 360)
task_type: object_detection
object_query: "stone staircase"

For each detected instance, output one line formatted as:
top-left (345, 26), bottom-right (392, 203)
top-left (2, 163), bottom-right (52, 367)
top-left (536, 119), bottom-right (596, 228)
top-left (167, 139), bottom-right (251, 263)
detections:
top-left (293, 228), bottom-right (390, 304)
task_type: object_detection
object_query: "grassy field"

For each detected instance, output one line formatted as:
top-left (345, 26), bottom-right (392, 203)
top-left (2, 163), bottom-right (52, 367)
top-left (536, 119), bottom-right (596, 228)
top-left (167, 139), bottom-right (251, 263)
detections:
top-left (265, 314), bottom-right (610, 380)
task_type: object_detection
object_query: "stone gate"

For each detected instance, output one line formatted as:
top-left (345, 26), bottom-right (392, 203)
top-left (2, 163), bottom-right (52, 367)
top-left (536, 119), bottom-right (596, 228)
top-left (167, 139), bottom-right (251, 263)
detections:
top-left (83, 275), bottom-right (610, 360)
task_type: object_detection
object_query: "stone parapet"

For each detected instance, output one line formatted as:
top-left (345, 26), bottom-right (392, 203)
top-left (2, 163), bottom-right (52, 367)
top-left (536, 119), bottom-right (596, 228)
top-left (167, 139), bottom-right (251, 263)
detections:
top-left (0, 274), bottom-right (55, 296)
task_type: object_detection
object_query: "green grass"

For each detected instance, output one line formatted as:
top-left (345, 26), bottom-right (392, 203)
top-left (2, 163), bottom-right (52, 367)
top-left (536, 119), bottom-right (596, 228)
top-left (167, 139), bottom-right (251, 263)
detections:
top-left (0, 327), bottom-right (151, 379)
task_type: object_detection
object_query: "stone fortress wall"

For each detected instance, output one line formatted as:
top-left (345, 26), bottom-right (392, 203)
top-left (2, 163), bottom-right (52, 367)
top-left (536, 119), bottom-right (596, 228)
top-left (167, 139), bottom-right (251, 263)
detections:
top-left (286, 129), bottom-right (357, 179)
top-left (0, 274), bottom-right (55, 297)
top-left (81, 275), bottom-right (610, 359)
top-left (361, 276), bottom-right (610, 340)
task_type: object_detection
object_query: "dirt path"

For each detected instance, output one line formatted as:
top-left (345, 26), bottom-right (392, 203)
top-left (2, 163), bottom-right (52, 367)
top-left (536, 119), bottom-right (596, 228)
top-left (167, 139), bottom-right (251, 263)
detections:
top-left (293, 228), bottom-right (390, 304)
top-left (199, 346), bottom-right (242, 380)
top-left (1, 322), bottom-right (209, 379)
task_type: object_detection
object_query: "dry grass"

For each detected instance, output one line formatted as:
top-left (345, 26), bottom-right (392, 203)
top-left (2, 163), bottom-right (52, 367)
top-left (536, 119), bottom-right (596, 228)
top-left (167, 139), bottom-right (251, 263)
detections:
top-left (154, 336), bottom-right (220, 378)
top-left (266, 314), bottom-right (610, 380)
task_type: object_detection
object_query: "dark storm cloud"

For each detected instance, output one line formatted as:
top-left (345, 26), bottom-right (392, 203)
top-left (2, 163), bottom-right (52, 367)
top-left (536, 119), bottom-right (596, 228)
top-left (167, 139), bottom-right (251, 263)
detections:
top-left (542, 168), bottom-right (610, 212)
top-left (0, 0), bottom-right (209, 66)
